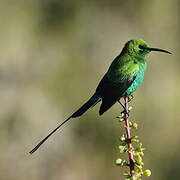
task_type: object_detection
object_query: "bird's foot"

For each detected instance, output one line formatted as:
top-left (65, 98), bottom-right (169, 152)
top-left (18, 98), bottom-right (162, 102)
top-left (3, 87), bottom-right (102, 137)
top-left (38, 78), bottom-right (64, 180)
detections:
top-left (121, 109), bottom-right (129, 116)
top-left (118, 100), bottom-right (129, 116)
top-left (128, 95), bottom-right (134, 102)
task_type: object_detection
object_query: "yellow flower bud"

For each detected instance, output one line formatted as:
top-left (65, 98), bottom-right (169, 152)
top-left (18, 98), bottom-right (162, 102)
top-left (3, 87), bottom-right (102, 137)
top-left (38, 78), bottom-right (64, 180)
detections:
top-left (115, 158), bottom-right (123, 165)
top-left (132, 122), bottom-right (138, 129)
top-left (143, 169), bottom-right (151, 177)
top-left (128, 106), bottom-right (133, 111)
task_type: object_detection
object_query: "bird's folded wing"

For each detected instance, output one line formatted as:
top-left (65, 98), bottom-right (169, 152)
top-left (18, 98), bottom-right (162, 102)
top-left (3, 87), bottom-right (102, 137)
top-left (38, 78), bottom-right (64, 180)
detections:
top-left (95, 71), bottom-right (137, 115)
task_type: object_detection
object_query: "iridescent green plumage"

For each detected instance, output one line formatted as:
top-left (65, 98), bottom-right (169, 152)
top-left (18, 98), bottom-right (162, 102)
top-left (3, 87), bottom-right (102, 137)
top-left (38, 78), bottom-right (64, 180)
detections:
top-left (30, 39), bottom-right (171, 154)
top-left (97, 39), bottom-right (148, 115)
top-left (106, 39), bottom-right (148, 97)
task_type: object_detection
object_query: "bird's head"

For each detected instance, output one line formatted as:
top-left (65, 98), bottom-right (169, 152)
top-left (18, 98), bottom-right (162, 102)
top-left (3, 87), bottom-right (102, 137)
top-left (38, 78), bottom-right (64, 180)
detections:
top-left (123, 39), bottom-right (171, 57)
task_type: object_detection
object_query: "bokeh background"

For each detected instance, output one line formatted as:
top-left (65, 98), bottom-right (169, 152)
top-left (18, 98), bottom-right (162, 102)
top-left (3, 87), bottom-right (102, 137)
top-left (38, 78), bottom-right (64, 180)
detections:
top-left (0, 0), bottom-right (179, 179)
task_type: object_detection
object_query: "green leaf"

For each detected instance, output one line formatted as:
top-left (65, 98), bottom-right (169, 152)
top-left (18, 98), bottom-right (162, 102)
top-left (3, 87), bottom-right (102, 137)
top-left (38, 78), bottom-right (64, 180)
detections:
top-left (119, 145), bottom-right (127, 153)
top-left (123, 172), bottom-right (130, 177)
top-left (119, 134), bottom-right (126, 142)
top-left (115, 158), bottom-right (128, 167)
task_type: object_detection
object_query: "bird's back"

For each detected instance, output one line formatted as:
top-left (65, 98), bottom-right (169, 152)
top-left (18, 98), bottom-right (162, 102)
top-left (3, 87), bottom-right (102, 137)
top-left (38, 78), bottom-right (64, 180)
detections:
top-left (106, 53), bottom-right (139, 83)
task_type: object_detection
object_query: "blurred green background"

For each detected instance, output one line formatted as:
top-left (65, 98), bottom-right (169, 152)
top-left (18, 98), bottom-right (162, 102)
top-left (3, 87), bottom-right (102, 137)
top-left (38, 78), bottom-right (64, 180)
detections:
top-left (0, 0), bottom-right (179, 179)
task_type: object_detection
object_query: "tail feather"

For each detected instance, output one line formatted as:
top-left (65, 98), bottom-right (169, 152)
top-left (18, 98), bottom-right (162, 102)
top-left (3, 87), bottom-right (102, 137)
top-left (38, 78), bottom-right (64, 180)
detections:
top-left (72, 94), bottom-right (101, 118)
top-left (29, 94), bottom-right (101, 154)
top-left (29, 116), bottom-right (72, 154)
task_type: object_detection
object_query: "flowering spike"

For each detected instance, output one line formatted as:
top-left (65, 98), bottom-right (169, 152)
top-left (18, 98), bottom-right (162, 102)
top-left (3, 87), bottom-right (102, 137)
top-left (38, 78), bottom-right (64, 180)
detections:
top-left (116, 97), bottom-right (151, 179)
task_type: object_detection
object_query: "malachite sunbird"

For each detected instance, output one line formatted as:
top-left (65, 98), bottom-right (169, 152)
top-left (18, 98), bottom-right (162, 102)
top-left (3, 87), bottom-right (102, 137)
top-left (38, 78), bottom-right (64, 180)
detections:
top-left (30, 39), bottom-right (171, 154)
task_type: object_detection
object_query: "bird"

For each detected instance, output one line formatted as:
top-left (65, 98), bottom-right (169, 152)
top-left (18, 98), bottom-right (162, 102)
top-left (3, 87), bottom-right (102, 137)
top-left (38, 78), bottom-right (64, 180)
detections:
top-left (29, 39), bottom-right (171, 154)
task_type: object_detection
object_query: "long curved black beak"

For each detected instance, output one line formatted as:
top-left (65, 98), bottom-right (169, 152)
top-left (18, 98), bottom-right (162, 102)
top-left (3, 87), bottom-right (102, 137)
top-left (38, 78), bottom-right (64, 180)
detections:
top-left (140, 46), bottom-right (172, 54)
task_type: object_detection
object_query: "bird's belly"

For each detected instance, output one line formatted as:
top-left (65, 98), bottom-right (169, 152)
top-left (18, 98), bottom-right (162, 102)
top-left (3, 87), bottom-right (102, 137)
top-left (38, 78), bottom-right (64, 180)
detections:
top-left (124, 72), bottom-right (145, 96)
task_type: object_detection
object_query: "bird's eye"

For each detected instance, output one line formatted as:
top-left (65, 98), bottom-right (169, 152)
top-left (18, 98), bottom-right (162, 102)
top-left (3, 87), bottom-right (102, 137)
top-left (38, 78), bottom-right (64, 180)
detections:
top-left (139, 45), bottom-right (144, 49)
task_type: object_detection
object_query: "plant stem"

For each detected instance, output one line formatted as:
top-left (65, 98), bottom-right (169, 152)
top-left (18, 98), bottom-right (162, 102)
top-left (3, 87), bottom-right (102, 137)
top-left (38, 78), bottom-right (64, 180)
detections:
top-left (123, 97), bottom-right (135, 176)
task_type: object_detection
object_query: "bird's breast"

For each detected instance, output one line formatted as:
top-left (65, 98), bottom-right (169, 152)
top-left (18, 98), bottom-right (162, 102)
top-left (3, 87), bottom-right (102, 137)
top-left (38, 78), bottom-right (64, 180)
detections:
top-left (124, 67), bottom-right (145, 96)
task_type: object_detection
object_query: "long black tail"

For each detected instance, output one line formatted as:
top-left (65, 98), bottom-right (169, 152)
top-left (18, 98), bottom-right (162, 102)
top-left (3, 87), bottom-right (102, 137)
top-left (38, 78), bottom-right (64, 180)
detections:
top-left (29, 94), bottom-right (101, 154)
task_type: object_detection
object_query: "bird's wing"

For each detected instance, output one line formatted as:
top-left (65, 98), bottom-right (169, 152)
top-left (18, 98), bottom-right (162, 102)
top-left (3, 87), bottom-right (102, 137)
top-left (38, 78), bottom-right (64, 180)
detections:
top-left (96, 66), bottom-right (138, 115)
top-left (96, 73), bottom-right (136, 97)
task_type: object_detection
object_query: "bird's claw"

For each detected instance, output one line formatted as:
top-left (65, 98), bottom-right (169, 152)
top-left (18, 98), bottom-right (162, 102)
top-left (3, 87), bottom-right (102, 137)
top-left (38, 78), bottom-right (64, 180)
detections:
top-left (121, 108), bottom-right (129, 116)
top-left (118, 99), bottom-right (130, 116)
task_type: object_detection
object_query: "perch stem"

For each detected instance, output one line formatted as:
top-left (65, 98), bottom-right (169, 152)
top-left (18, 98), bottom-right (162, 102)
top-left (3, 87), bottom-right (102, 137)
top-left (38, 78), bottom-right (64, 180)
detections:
top-left (123, 96), bottom-right (135, 176)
